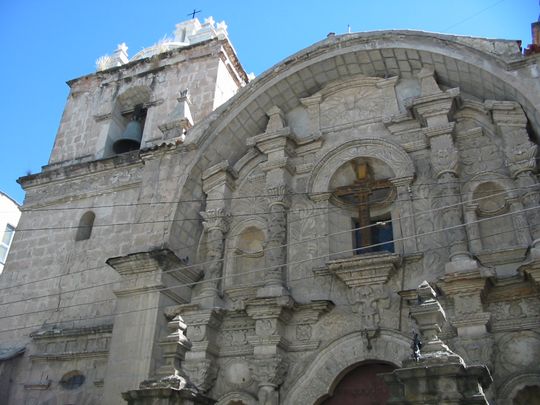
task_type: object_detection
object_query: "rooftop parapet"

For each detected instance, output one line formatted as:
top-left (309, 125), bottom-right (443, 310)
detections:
top-left (96, 17), bottom-right (229, 71)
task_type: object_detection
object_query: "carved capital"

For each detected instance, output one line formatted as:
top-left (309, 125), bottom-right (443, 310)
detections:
top-left (251, 356), bottom-right (288, 386)
top-left (200, 208), bottom-right (231, 233)
top-left (266, 184), bottom-right (291, 208)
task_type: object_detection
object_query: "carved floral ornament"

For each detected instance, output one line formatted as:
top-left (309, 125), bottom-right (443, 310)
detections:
top-left (308, 139), bottom-right (414, 197)
top-left (200, 208), bottom-right (231, 233)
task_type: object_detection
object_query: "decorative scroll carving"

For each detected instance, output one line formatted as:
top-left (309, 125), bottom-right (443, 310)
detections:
top-left (252, 356), bottom-right (289, 405)
top-left (182, 359), bottom-right (218, 393)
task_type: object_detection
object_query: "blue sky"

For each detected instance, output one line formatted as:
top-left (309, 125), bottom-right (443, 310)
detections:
top-left (0, 0), bottom-right (538, 204)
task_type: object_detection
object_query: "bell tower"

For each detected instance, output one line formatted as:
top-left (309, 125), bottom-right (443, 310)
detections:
top-left (47, 16), bottom-right (248, 168)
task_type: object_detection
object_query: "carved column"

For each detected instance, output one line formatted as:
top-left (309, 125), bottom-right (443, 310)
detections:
top-left (486, 101), bottom-right (540, 254)
top-left (390, 177), bottom-right (417, 254)
top-left (508, 197), bottom-right (533, 246)
top-left (246, 296), bottom-right (293, 405)
top-left (247, 106), bottom-right (297, 297)
top-left (410, 67), bottom-right (477, 274)
top-left (264, 185), bottom-right (290, 295)
top-left (181, 307), bottom-right (224, 394)
top-left (251, 356), bottom-right (288, 405)
top-left (197, 162), bottom-right (235, 308)
top-left (382, 281), bottom-right (492, 405)
top-left (464, 203), bottom-right (483, 253)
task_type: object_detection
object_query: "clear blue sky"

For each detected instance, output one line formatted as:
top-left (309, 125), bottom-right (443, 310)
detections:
top-left (1, 0), bottom-right (538, 204)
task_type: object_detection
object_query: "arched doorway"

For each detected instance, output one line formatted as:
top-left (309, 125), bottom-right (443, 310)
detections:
top-left (318, 362), bottom-right (396, 405)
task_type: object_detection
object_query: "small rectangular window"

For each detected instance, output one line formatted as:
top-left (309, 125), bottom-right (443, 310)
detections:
top-left (0, 224), bottom-right (15, 264)
top-left (353, 218), bottom-right (394, 254)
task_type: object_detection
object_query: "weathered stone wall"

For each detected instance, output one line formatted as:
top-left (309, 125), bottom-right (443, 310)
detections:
top-left (2, 29), bottom-right (540, 405)
top-left (49, 39), bottom-right (245, 166)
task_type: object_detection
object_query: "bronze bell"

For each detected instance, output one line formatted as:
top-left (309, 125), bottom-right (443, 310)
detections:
top-left (113, 106), bottom-right (144, 154)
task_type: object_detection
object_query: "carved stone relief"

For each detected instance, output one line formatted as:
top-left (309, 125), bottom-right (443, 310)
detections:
top-left (320, 86), bottom-right (384, 130)
top-left (456, 127), bottom-right (504, 177)
top-left (496, 331), bottom-right (540, 376)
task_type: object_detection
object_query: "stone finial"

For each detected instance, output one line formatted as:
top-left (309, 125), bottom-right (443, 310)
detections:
top-left (96, 43), bottom-right (129, 71)
top-left (409, 281), bottom-right (461, 364)
top-left (265, 106), bottom-right (286, 133)
top-left (417, 66), bottom-right (442, 96)
top-left (216, 21), bottom-right (228, 39)
top-left (127, 314), bottom-right (200, 396)
top-left (158, 89), bottom-right (194, 141)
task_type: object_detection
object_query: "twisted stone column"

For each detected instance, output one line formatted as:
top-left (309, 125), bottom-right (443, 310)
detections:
top-left (262, 185), bottom-right (289, 295)
top-left (487, 101), bottom-right (540, 251)
top-left (199, 209), bottom-right (229, 300)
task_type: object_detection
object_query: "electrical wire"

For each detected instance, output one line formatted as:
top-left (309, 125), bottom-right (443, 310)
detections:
top-left (0, 183), bottom-right (536, 295)
top-left (0, 204), bottom-right (537, 331)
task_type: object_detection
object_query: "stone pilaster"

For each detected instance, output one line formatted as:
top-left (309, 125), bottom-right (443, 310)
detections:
top-left (439, 272), bottom-right (492, 337)
top-left (508, 197), bottom-right (533, 246)
top-left (382, 281), bottom-right (492, 405)
top-left (486, 100), bottom-right (540, 254)
top-left (464, 203), bottom-right (483, 253)
top-left (376, 76), bottom-right (401, 120)
top-left (197, 162), bottom-right (235, 308)
top-left (103, 250), bottom-right (200, 404)
top-left (390, 176), bottom-right (417, 254)
top-left (410, 66), bottom-right (477, 274)
top-left (247, 106), bottom-right (297, 297)
top-left (299, 94), bottom-right (322, 138)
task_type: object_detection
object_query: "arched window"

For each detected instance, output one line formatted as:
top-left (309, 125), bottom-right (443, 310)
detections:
top-left (472, 182), bottom-right (514, 250)
top-left (329, 158), bottom-right (396, 258)
top-left (75, 211), bottom-right (95, 241)
top-left (59, 370), bottom-right (85, 390)
top-left (232, 226), bottom-right (265, 286)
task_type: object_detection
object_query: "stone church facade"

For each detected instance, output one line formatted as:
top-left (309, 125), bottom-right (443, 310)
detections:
top-left (1, 17), bottom-right (540, 405)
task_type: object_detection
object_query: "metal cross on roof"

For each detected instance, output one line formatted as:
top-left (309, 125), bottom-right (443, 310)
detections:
top-left (188, 9), bottom-right (201, 19)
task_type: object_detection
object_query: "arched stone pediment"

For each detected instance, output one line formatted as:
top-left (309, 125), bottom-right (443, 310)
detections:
top-left (308, 139), bottom-right (415, 196)
top-left (187, 30), bottom-right (540, 157)
top-left (283, 330), bottom-right (410, 405)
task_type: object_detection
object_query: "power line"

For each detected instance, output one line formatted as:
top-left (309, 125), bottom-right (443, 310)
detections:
top-left (0, 184), bottom-right (535, 294)
top-left (7, 180), bottom-right (539, 234)
top-left (8, 163), bottom-right (540, 216)
top-left (0, 218), bottom-right (534, 336)
top-left (0, 204), bottom-right (537, 325)
top-left (444, 0), bottom-right (507, 31)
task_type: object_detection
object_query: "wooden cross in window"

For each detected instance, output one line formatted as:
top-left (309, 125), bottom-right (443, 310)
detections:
top-left (333, 161), bottom-right (393, 250)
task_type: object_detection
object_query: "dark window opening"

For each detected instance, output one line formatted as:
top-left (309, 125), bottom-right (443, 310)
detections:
top-left (59, 371), bottom-right (85, 390)
top-left (353, 217), bottom-right (394, 254)
top-left (75, 211), bottom-right (95, 241)
top-left (113, 104), bottom-right (147, 154)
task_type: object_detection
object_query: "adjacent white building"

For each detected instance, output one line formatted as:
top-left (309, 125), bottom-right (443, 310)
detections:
top-left (0, 192), bottom-right (21, 274)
